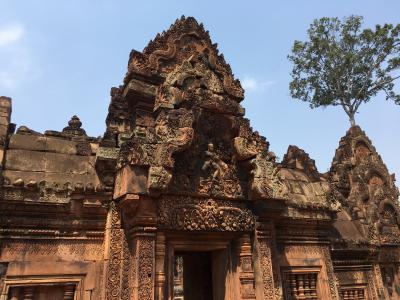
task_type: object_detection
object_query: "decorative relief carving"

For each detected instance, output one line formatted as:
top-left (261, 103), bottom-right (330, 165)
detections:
top-left (373, 263), bottom-right (385, 299)
top-left (248, 154), bottom-right (288, 200)
top-left (336, 270), bottom-right (366, 284)
top-left (329, 126), bottom-right (400, 245)
top-left (137, 236), bottom-right (155, 300)
top-left (237, 235), bottom-right (256, 299)
top-left (105, 201), bottom-right (132, 300)
top-left (158, 196), bottom-right (255, 231)
top-left (283, 245), bottom-right (323, 256)
top-left (321, 246), bottom-right (340, 300)
top-left (0, 239), bottom-right (103, 261)
top-left (233, 137), bottom-right (258, 161)
top-left (201, 143), bottom-right (229, 182)
top-left (127, 16), bottom-right (244, 100)
top-left (106, 203), bottom-right (123, 300)
top-left (121, 238), bottom-right (131, 300)
top-left (109, 16), bottom-right (292, 203)
top-left (258, 237), bottom-right (275, 299)
top-left (116, 108), bottom-right (194, 194)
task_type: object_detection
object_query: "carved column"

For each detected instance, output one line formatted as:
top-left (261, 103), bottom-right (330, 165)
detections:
top-left (131, 230), bottom-right (156, 300)
top-left (22, 287), bottom-right (34, 300)
top-left (237, 234), bottom-right (256, 299)
top-left (63, 284), bottom-right (75, 300)
top-left (253, 222), bottom-right (280, 299)
top-left (155, 232), bottom-right (166, 300)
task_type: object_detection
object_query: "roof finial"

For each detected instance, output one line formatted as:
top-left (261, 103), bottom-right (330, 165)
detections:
top-left (62, 115), bottom-right (87, 138)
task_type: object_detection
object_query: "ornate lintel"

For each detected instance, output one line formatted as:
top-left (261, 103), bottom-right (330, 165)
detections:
top-left (158, 196), bottom-right (255, 232)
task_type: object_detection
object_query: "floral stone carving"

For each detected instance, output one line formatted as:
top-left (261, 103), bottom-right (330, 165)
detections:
top-left (158, 196), bottom-right (255, 231)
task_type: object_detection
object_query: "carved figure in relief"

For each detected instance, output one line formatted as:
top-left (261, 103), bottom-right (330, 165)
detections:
top-left (248, 154), bottom-right (288, 200)
top-left (201, 143), bottom-right (228, 181)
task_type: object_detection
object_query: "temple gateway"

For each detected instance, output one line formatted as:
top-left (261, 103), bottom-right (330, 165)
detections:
top-left (1, 16), bottom-right (400, 300)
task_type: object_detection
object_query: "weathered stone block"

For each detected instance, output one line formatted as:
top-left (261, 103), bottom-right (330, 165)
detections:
top-left (45, 137), bottom-right (77, 154)
top-left (9, 134), bottom-right (46, 151)
top-left (44, 152), bottom-right (89, 174)
top-left (4, 150), bottom-right (94, 174)
top-left (5, 149), bottom-right (46, 172)
top-left (123, 79), bottom-right (157, 99)
top-left (114, 165), bottom-right (147, 199)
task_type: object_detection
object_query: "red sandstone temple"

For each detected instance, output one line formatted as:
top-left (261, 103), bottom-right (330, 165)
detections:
top-left (1, 16), bottom-right (399, 300)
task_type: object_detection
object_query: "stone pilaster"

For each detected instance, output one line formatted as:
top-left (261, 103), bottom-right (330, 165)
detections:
top-left (103, 201), bottom-right (131, 300)
top-left (130, 230), bottom-right (156, 300)
top-left (237, 234), bottom-right (256, 299)
top-left (154, 232), bottom-right (166, 300)
top-left (253, 222), bottom-right (280, 300)
top-left (321, 246), bottom-right (340, 300)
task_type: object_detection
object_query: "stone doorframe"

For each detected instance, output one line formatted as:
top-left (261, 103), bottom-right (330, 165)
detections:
top-left (154, 231), bottom-right (257, 300)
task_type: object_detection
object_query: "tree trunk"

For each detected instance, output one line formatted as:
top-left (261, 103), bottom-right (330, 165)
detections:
top-left (349, 113), bottom-right (356, 127)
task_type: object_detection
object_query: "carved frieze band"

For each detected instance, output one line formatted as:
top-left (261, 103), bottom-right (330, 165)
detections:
top-left (0, 239), bottom-right (103, 261)
top-left (158, 196), bottom-right (255, 231)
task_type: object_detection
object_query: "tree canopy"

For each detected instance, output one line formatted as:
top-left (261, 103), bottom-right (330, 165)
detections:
top-left (288, 16), bottom-right (400, 126)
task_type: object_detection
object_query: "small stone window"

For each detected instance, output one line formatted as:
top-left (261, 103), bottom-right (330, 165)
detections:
top-left (339, 287), bottom-right (366, 299)
top-left (283, 271), bottom-right (318, 299)
top-left (7, 283), bottom-right (76, 300)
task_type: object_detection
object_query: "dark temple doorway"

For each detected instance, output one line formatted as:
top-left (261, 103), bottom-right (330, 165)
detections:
top-left (174, 250), bottom-right (228, 300)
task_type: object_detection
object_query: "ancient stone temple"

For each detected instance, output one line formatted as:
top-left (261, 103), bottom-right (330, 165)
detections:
top-left (1, 16), bottom-right (400, 300)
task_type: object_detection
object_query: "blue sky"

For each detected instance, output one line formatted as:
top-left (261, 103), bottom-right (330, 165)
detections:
top-left (1, 1), bottom-right (399, 180)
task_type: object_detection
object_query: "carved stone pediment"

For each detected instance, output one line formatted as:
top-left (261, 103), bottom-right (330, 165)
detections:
top-left (112, 16), bottom-right (287, 202)
top-left (282, 145), bottom-right (320, 182)
top-left (126, 16), bottom-right (244, 101)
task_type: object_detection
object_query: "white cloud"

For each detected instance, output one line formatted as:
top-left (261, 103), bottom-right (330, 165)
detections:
top-left (0, 24), bottom-right (24, 47)
top-left (0, 47), bottom-right (33, 89)
top-left (0, 23), bottom-right (39, 90)
top-left (241, 75), bottom-right (275, 92)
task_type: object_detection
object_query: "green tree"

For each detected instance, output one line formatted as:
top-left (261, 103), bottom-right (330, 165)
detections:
top-left (288, 16), bottom-right (400, 126)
